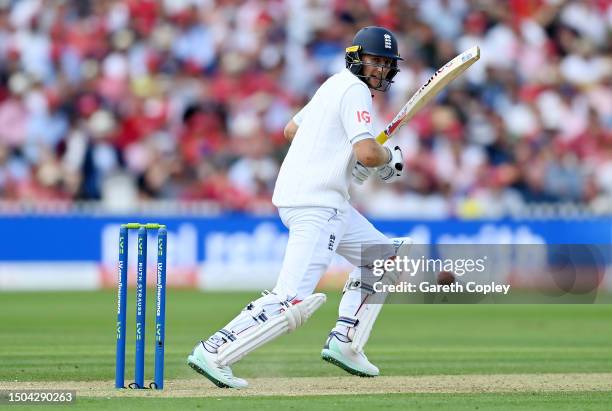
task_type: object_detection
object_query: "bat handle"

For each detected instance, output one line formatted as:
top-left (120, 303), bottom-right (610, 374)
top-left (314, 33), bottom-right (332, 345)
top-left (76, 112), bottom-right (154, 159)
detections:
top-left (375, 130), bottom-right (389, 145)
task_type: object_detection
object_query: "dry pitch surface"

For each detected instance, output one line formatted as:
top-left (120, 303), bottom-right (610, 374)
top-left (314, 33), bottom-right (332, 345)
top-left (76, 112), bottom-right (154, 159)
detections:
top-left (2, 374), bottom-right (612, 398)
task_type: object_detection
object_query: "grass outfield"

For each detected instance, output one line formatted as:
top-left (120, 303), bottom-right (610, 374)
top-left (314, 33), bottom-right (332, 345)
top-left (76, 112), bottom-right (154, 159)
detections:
top-left (1, 290), bottom-right (611, 409)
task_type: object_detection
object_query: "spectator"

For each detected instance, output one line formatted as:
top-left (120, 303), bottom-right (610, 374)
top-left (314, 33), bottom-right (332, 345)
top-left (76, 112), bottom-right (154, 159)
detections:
top-left (0, 0), bottom-right (609, 216)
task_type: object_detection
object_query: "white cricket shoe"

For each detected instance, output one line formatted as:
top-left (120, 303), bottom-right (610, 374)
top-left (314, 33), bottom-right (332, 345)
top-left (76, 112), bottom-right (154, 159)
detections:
top-left (321, 331), bottom-right (379, 377)
top-left (187, 341), bottom-right (248, 389)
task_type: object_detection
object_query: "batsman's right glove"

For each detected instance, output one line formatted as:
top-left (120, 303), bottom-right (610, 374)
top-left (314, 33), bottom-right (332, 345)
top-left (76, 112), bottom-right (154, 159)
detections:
top-left (352, 161), bottom-right (372, 185)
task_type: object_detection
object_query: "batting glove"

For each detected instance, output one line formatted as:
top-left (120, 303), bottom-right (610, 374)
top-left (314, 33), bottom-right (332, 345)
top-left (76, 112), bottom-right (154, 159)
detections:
top-left (376, 146), bottom-right (403, 183)
top-left (352, 161), bottom-right (372, 185)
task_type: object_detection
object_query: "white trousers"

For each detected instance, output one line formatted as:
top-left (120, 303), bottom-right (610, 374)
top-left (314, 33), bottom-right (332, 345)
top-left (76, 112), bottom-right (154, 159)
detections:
top-left (273, 205), bottom-right (393, 317)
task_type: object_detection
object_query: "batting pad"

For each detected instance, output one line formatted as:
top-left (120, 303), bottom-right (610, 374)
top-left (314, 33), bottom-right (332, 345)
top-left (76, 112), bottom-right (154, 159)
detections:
top-left (350, 237), bottom-right (412, 353)
top-left (217, 293), bottom-right (326, 366)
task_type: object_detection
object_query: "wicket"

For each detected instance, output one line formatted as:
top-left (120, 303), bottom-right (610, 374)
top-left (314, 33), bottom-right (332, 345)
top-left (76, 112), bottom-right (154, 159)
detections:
top-left (115, 223), bottom-right (168, 389)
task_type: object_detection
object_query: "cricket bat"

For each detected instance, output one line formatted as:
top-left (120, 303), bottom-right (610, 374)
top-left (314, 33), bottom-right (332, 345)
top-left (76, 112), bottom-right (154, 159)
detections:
top-left (376, 46), bottom-right (480, 145)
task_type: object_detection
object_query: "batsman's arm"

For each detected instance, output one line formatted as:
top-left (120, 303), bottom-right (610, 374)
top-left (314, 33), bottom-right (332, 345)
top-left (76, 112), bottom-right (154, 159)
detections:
top-left (353, 138), bottom-right (391, 167)
top-left (283, 119), bottom-right (299, 142)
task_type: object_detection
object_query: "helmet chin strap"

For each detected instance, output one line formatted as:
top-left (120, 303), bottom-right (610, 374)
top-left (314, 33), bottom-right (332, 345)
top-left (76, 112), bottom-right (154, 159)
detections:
top-left (358, 72), bottom-right (392, 92)
top-left (368, 73), bottom-right (389, 91)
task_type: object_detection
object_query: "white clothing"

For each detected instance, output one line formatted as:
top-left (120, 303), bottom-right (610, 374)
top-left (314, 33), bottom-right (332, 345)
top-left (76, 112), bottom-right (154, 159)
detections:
top-left (272, 69), bottom-right (374, 210)
top-left (204, 69), bottom-right (395, 366)
top-left (273, 205), bottom-right (392, 301)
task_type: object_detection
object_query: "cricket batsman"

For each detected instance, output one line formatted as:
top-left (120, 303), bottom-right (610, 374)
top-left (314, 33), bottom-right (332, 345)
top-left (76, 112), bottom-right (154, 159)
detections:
top-left (188, 26), bottom-right (411, 388)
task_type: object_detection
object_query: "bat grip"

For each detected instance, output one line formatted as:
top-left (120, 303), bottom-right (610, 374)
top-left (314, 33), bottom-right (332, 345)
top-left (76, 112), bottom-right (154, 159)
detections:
top-left (375, 131), bottom-right (389, 145)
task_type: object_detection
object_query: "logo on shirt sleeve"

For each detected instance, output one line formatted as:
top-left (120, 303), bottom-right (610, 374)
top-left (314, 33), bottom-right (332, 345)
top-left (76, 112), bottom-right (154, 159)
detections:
top-left (356, 110), bottom-right (371, 124)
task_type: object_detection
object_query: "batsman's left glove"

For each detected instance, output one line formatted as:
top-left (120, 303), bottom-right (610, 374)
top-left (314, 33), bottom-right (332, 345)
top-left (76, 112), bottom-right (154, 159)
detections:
top-left (376, 146), bottom-right (403, 183)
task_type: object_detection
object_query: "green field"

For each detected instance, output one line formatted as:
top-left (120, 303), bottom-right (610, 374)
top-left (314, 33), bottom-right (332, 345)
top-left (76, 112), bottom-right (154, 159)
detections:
top-left (1, 290), bottom-right (611, 410)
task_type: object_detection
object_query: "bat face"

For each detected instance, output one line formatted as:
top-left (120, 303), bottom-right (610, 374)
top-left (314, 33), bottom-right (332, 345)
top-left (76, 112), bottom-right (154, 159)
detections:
top-left (376, 46), bottom-right (480, 145)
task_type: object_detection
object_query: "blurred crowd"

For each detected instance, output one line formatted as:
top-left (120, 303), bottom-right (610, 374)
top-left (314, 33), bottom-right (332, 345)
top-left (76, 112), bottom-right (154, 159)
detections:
top-left (0, 0), bottom-right (609, 217)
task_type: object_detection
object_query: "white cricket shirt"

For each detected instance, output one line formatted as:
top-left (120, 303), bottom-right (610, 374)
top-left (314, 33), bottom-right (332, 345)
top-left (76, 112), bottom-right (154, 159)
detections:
top-left (272, 69), bottom-right (374, 209)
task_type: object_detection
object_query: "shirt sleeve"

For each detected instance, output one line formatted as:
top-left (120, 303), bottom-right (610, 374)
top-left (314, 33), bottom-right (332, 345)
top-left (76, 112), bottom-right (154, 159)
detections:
top-left (292, 103), bottom-right (308, 126)
top-left (350, 132), bottom-right (373, 145)
top-left (340, 83), bottom-right (375, 144)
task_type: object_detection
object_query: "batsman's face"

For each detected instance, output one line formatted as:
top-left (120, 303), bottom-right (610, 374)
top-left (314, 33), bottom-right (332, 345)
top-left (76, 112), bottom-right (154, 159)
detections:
top-left (361, 54), bottom-right (393, 88)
